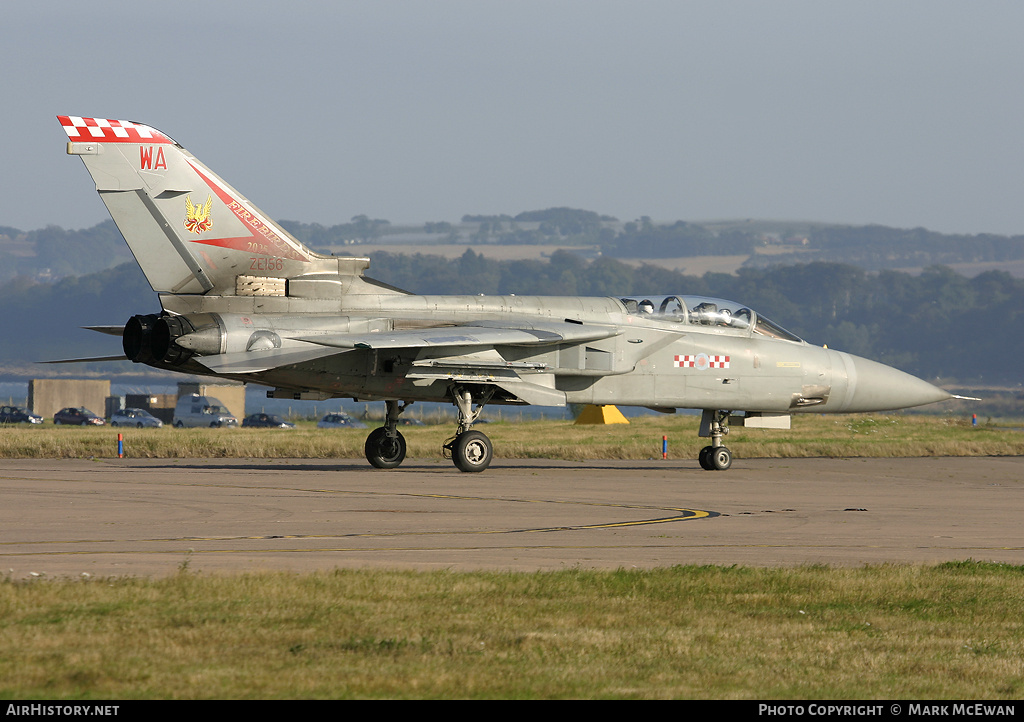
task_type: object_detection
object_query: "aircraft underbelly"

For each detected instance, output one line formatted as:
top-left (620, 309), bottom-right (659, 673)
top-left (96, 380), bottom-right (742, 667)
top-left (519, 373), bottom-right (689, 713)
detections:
top-left (561, 374), bottom-right (655, 406)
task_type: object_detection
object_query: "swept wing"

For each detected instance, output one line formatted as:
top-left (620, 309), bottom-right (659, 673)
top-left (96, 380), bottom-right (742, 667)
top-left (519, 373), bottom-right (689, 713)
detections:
top-left (291, 320), bottom-right (619, 350)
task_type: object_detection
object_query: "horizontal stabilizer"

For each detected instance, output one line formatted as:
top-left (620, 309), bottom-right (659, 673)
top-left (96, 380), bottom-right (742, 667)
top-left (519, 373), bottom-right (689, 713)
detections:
top-left (82, 325), bottom-right (126, 337)
top-left (40, 355), bottom-right (129, 364)
top-left (194, 346), bottom-right (350, 374)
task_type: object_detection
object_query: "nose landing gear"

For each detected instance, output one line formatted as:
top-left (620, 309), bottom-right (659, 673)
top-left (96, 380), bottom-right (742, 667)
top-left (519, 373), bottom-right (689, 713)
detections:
top-left (698, 409), bottom-right (732, 471)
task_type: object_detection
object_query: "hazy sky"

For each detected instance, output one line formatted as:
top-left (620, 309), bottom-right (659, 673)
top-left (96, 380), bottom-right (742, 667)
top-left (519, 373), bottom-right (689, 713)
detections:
top-left (6, 1), bottom-right (1024, 235)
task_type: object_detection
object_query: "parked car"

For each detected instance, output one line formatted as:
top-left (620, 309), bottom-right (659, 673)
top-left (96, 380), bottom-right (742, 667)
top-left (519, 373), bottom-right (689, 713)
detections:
top-left (242, 413), bottom-right (295, 429)
top-left (0, 405), bottom-right (43, 424)
top-left (110, 408), bottom-right (163, 428)
top-left (53, 407), bottom-right (105, 426)
top-left (317, 412), bottom-right (366, 429)
top-left (173, 394), bottom-right (238, 428)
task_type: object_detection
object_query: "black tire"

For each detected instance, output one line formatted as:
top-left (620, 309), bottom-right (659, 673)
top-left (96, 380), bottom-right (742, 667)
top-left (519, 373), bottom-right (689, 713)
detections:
top-left (364, 427), bottom-right (407, 469)
top-left (137, 422), bottom-right (144, 429)
top-left (452, 430), bottom-right (493, 473)
top-left (174, 421), bottom-right (184, 428)
top-left (710, 446), bottom-right (732, 471)
top-left (698, 445), bottom-right (714, 470)
top-left (210, 421), bottom-right (221, 428)
top-left (111, 422), bottom-right (119, 428)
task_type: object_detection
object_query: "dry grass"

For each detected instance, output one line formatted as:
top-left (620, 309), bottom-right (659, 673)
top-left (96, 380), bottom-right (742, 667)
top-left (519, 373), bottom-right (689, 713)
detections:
top-left (0, 414), bottom-right (1021, 461)
top-left (1, 563), bottom-right (1022, 699)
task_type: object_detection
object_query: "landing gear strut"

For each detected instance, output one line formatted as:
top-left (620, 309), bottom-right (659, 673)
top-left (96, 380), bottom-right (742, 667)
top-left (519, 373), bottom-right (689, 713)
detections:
top-left (443, 386), bottom-right (495, 472)
top-left (364, 399), bottom-right (410, 469)
top-left (698, 409), bottom-right (732, 471)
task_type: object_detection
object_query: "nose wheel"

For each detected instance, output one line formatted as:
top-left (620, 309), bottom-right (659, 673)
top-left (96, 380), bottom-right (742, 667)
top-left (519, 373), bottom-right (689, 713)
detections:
top-left (698, 410), bottom-right (733, 471)
top-left (699, 444), bottom-right (732, 471)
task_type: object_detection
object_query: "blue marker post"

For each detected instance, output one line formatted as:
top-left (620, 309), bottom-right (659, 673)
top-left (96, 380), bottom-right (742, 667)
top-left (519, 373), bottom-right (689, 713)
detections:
top-left (972, 413), bottom-right (977, 427)
top-left (117, 433), bottom-right (124, 458)
top-left (662, 435), bottom-right (668, 460)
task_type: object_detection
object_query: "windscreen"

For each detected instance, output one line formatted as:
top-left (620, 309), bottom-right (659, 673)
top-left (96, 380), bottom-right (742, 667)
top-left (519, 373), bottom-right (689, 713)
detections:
top-left (618, 294), bottom-right (802, 341)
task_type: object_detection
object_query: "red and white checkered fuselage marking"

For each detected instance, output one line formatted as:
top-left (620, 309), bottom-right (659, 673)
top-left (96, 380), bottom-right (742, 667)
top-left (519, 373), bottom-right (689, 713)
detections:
top-left (674, 354), bottom-right (730, 369)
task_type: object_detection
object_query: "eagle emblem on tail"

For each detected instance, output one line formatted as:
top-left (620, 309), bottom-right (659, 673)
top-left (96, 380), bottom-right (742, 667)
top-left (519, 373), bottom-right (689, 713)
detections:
top-left (184, 195), bottom-right (213, 234)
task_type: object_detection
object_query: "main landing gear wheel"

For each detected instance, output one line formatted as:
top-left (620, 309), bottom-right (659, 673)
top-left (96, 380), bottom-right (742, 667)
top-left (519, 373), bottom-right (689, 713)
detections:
top-left (364, 427), bottom-right (407, 469)
top-left (450, 430), bottom-right (493, 473)
top-left (445, 385), bottom-right (496, 473)
top-left (364, 399), bottom-right (412, 469)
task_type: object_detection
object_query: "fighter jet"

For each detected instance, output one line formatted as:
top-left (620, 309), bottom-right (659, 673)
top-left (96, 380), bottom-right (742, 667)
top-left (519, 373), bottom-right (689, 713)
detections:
top-left (56, 116), bottom-right (955, 472)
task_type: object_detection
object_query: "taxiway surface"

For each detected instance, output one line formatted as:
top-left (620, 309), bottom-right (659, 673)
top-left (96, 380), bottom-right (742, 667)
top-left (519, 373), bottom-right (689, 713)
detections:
top-left (1, 456), bottom-right (1021, 578)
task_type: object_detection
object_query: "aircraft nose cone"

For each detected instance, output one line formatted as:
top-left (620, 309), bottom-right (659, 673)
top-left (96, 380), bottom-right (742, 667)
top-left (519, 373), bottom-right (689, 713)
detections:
top-left (829, 351), bottom-right (951, 413)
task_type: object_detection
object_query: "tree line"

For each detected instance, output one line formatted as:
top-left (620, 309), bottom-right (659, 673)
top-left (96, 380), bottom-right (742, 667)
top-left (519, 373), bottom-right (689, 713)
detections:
top-left (276, 211), bottom-right (1024, 269)
top-left (6, 211), bottom-right (1024, 283)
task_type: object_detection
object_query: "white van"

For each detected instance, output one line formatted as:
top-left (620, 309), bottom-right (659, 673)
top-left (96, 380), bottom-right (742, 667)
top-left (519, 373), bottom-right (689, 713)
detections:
top-left (173, 394), bottom-right (238, 428)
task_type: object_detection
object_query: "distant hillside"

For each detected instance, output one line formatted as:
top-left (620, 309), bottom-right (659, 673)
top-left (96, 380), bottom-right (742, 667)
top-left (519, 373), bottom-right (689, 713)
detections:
top-left (6, 211), bottom-right (1024, 284)
top-left (0, 221), bottom-right (132, 282)
top-left (282, 211), bottom-right (1024, 274)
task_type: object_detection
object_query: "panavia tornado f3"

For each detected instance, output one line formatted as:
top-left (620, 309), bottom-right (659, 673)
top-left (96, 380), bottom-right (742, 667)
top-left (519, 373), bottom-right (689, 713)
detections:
top-left (56, 115), bottom-right (957, 472)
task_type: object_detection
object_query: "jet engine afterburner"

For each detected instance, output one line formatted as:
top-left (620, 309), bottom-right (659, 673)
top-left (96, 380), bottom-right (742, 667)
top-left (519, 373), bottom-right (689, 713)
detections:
top-left (122, 312), bottom-right (352, 367)
top-left (122, 313), bottom-right (218, 366)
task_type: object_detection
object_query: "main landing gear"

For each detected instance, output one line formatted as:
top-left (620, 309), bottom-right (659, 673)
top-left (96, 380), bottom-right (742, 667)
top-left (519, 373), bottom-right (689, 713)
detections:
top-left (443, 386), bottom-right (495, 473)
top-left (698, 409), bottom-right (732, 471)
top-left (364, 399), bottom-right (409, 469)
top-left (363, 386), bottom-right (497, 472)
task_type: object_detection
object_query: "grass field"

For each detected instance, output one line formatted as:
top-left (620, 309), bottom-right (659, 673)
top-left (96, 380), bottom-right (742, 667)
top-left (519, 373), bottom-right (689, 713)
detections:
top-left (2, 563), bottom-right (1023, 699)
top-left (1, 413), bottom-right (1021, 461)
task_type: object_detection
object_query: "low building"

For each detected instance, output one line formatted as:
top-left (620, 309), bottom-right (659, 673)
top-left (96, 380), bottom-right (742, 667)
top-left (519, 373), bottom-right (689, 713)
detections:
top-left (28, 379), bottom-right (111, 420)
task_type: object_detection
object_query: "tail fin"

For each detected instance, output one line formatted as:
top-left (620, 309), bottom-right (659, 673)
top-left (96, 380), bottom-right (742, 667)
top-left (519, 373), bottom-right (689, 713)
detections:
top-left (58, 116), bottom-right (348, 295)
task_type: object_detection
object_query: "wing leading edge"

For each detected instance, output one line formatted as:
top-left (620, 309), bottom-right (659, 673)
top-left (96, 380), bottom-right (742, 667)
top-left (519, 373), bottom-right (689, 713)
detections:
top-left (291, 320), bottom-right (619, 350)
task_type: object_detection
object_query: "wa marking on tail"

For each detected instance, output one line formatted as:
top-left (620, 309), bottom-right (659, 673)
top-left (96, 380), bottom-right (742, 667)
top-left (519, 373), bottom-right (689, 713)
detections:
top-left (140, 146), bottom-right (167, 170)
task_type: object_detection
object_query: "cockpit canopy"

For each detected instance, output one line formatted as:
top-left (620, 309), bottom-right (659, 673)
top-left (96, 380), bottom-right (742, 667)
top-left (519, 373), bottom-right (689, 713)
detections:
top-left (619, 294), bottom-right (803, 343)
